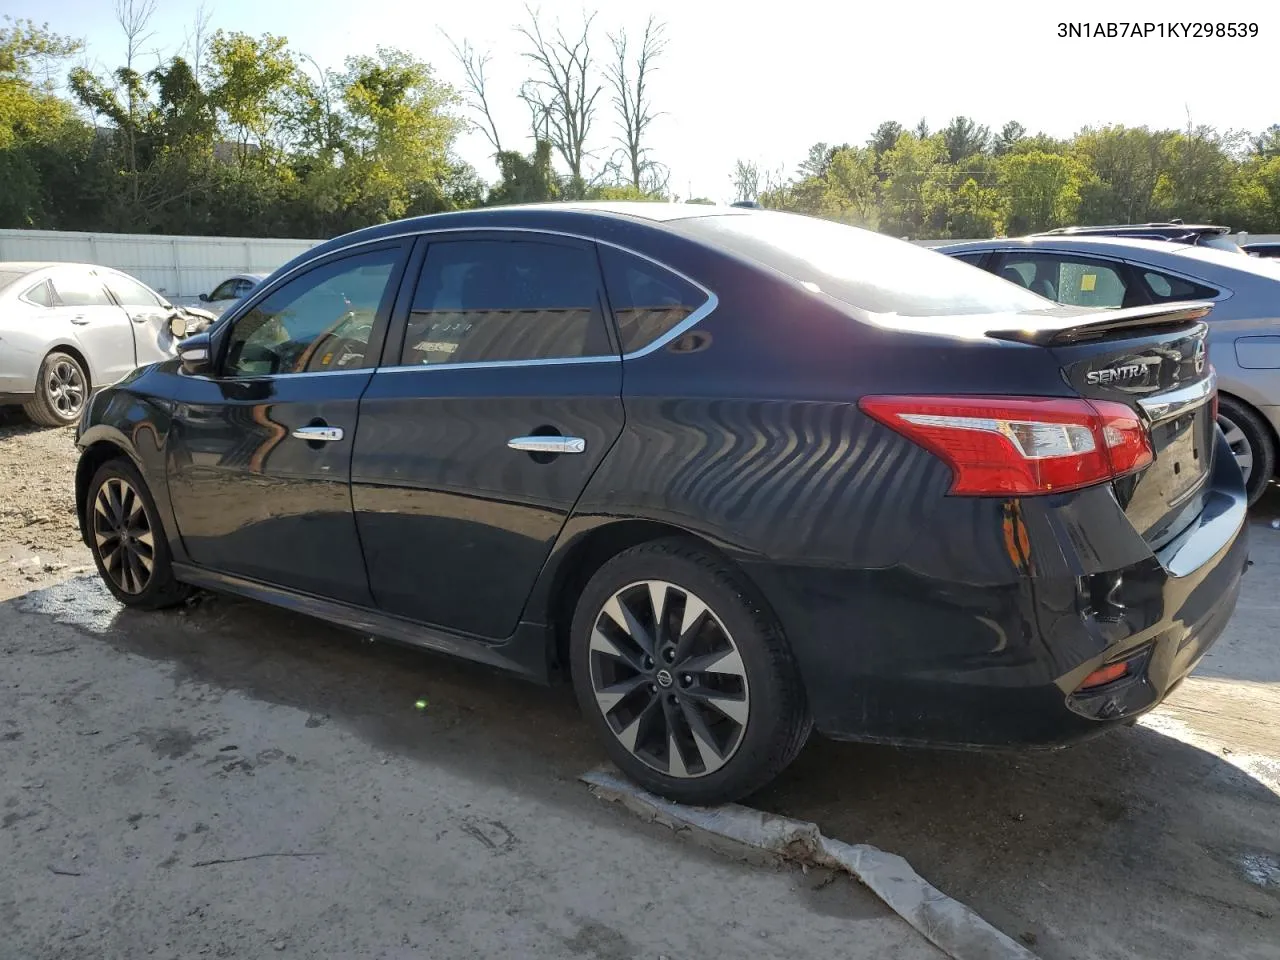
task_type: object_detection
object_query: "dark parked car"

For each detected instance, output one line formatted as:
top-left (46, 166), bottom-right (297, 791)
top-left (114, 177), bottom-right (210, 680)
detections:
top-left (74, 203), bottom-right (1249, 804)
top-left (1243, 242), bottom-right (1280, 259)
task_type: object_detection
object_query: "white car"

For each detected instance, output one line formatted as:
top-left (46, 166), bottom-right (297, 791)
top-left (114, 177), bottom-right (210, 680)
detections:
top-left (192, 273), bottom-right (267, 317)
top-left (0, 261), bottom-right (210, 427)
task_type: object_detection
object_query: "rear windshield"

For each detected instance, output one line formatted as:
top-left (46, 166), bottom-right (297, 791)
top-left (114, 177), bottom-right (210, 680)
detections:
top-left (0, 270), bottom-right (27, 294)
top-left (1198, 235), bottom-right (1244, 254)
top-left (674, 212), bottom-right (1050, 317)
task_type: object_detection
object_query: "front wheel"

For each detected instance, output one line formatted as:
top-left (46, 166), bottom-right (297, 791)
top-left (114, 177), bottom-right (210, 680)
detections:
top-left (87, 458), bottom-right (192, 610)
top-left (1218, 396), bottom-right (1275, 506)
top-left (570, 538), bottom-right (811, 805)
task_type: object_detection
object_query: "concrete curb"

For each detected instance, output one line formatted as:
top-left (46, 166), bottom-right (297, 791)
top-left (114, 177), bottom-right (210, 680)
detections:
top-left (582, 768), bottom-right (1039, 960)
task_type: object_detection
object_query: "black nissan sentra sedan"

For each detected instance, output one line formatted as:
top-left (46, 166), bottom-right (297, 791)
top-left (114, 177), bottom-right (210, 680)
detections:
top-left (74, 202), bottom-right (1249, 804)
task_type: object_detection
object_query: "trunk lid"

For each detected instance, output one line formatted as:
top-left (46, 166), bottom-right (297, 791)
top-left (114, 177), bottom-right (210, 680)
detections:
top-left (1014, 307), bottom-right (1216, 549)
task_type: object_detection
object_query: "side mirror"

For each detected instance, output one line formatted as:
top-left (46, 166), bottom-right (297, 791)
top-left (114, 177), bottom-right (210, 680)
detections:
top-left (178, 332), bottom-right (213, 376)
top-left (198, 292), bottom-right (210, 302)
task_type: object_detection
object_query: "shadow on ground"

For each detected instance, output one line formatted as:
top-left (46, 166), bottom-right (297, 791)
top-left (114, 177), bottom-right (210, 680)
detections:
top-left (11, 574), bottom-right (1280, 960)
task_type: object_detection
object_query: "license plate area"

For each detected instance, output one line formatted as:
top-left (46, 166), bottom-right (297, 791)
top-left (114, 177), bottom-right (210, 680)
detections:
top-left (1113, 403), bottom-right (1213, 546)
top-left (1147, 405), bottom-right (1212, 507)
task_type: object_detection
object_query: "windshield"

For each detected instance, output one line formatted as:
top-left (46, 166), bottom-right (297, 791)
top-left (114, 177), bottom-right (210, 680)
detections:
top-left (1199, 235), bottom-right (1245, 254)
top-left (675, 212), bottom-right (1051, 316)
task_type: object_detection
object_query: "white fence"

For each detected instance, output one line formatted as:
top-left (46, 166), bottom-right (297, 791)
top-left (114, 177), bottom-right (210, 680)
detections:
top-left (0, 229), bottom-right (321, 301)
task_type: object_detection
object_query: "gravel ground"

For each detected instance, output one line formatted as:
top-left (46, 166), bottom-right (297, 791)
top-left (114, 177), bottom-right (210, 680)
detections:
top-left (1, 411), bottom-right (1278, 959)
top-left (0, 413), bottom-right (91, 597)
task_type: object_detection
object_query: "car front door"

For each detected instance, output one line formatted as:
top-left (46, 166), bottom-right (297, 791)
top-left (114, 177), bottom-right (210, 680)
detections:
top-left (48, 268), bottom-right (136, 385)
top-left (351, 233), bottom-right (625, 639)
top-left (164, 242), bottom-right (409, 603)
top-left (101, 271), bottom-right (176, 365)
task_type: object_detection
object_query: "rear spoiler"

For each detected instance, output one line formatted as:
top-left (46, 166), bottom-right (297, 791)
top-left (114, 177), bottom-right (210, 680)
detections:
top-left (986, 301), bottom-right (1213, 346)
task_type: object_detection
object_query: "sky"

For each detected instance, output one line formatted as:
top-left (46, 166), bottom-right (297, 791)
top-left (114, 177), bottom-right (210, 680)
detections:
top-left (9, 0), bottom-right (1279, 201)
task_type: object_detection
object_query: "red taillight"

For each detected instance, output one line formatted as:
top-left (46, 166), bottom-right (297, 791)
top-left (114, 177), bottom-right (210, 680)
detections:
top-left (858, 395), bottom-right (1154, 496)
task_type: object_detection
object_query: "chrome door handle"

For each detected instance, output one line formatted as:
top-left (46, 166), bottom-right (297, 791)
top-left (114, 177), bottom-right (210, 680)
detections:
top-left (508, 435), bottom-right (586, 454)
top-left (292, 425), bottom-right (344, 442)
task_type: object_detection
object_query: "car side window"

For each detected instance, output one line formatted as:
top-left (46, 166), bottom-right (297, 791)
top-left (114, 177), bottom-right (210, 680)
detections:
top-left (1140, 270), bottom-right (1219, 302)
top-left (401, 239), bottom-right (611, 366)
top-left (996, 254), bottom-right (1129, 308)
top-left (222, 249), bottom-right (400, 377)
top-left (104, 273), bottom-right (163, 308)
top-left (949, 252), bottom-right (987, 267)
top-left (211, 280), bottom-right (240, 300)
top-left (23, 280), bottom-right (54, 307)
top-left (51, 272), bottom-right (113, 307)
top-left (598, 246), bottom-right (709, 354)
top-left (235, 279), bottom-right (254, 297)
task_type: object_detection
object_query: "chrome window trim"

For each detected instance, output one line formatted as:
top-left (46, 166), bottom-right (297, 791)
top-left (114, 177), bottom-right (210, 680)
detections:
top-left (223, 225), bottom-right (719, 374)
top-left (182, 367), bottom-right (374, 383)
top-left (1138, 369), bottom-right (1216, 423)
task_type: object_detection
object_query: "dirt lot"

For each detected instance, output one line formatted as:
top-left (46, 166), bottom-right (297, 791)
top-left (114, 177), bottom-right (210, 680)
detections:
top-left (1, 413), bottom-right (1278, 959)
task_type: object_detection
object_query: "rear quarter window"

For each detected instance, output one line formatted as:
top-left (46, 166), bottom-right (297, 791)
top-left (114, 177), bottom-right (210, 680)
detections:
top-left (1141, 270), bottom-right (1219, 302)
top-left (598, 246), bottom-right (709, 354)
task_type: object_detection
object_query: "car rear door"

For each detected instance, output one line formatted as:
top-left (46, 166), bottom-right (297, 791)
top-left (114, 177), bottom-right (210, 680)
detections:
top-left (49, 268), bottom-right (136, 385)
top-left (164, 242), bottom-right (410, 603)
top-left (351, 232), bottom-right (625, 639)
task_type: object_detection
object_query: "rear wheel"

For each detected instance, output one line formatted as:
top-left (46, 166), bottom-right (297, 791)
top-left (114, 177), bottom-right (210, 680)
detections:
top-left (87, 459), bottom-right (192, 610)
top-left (1218, 396), bottom-right (1275, 506)
top-left (23, 351), bottom-right (88, 427)
top-left (570, 538), bottom-right (811, 805)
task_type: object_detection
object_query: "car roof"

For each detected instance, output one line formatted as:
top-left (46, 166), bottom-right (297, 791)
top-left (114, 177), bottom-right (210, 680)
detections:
top-left (0, 261), bottom-right (99, 273)
top-left (285, 201), bottom-right (762, 277)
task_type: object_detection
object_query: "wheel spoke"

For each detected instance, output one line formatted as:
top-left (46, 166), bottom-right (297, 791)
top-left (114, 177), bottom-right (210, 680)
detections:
top-left (594, 673), bottom-right (647, 715)
top-left (589, 627), bottom-right (644, 673)
top-left (615, 694), bottom-right (662, 753)
top-left (685, 686), bottom-right (750, 725)
top-left (603, 594), bottom-right (654, 656)
top-left (679, 699), bottom-right (728, 775)
top-left (678, 647), bottom-right (746, 679)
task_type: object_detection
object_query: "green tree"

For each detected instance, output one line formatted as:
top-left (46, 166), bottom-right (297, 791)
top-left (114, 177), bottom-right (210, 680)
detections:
top-left (998, 150), bottom-right (1087, 233)
top-left (206, 31), bottom-right (298, 165)
top-left (0, 17), bottom-right (87, 226)
top-left (1073, 125), bottom-right (1165, 223)
top-left (878, 133), bottom-right (947, 237)
top-left (941, 115), bottom-right (990, 163)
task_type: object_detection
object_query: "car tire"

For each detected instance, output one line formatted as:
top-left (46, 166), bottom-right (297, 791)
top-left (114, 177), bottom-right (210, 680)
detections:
top-left (23, 350), bottom-right (89, 428)
top-left (86, 458), bottom-right (192, 610)
top-left (570, 537), bottom-right (811, 805)
top-left (1218, 396), bottom-right (1275, 506)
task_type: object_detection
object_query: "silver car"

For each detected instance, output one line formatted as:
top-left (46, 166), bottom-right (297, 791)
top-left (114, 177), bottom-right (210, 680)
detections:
top-left (194, 273), bottom-right (266, 317)
top-left (0, 262), bottom-right (198, 427)
top-left (941, 236), bottom-right (1280, 503)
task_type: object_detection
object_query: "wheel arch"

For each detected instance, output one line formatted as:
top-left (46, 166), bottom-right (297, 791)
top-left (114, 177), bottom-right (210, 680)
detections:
top-left (1217, 388), bottom-right (1279, 478)
top-left (74, 433), bottom-right (138, 547)
top-left (44, 342), bottom-right (94, 390)
top-left (533, 518), bottom-right (767, 678)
